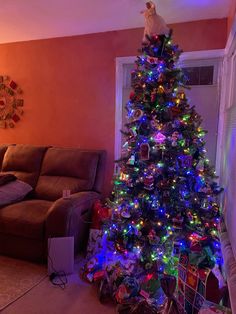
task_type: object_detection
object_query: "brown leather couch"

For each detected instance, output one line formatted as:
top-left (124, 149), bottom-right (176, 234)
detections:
top-left (0, 144), bottom-right (106, 262)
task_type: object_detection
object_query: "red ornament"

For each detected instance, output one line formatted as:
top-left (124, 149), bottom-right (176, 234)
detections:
top-left (144, 175), bottom-right (154, 190)
top-left (129, 91), bottom-right (135, 101)
top-left (140, 143), bottom-right (150, 160)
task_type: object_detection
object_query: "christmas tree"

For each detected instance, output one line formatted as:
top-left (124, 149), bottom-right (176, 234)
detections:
top-left (84, 29), bottom-right (223, 309)
top-left (103, 31), bottom-right (222, 280)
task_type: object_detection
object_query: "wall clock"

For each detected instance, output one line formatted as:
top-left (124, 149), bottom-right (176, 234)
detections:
top-left (0, 76), bottom-right (24, 128)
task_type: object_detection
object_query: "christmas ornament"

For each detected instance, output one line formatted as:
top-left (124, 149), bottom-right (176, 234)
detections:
top-left (121, 208), bottom-right (131, 219)
top-left (143, 175), bottom-right (154, 190)
top-left (132, 109), bottom-right (143, 121)
top-left (153, 132), bottom-right (166, 144)
top-left (127, 155), bottom-right (135, 166)
top-left (172, 216), bottom-right (184, 230)
top-left (140, 143), bottom-right (150, 160)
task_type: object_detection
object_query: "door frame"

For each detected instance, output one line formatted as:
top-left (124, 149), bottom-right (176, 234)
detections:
top-left (216, 14), bottom-right (236, 180)
top-left (115, 49), bottom-right (224, 173)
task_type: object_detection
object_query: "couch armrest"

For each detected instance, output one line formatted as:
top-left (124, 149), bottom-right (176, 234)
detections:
top-left (45, 191), bottom-right (100, 241)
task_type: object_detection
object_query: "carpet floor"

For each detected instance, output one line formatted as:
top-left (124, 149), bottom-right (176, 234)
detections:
top-left (0, 256), bottom-right (115, 314)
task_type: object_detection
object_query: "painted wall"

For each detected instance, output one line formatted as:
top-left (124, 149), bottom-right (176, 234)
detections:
top-left (0, 18), bottom-right (227, 196)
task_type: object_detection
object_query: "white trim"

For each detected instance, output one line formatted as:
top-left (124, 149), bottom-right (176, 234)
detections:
top-left (115, 50), bottom-right (224, 167)
top-left (216, 11), bottom-right (236, 181)
top-left (179, 49), bottom-right (224, 62)
top-left (225, 11), bottom-right (236, 56)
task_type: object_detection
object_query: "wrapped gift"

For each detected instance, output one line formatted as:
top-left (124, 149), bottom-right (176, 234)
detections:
top-left (86, 200), bottom-right (111, 259)
top-left (177, 251), bottom-right (224, 314)
top-left (199, 300), bottom-right (231, 313)
top-left (86, 228), bottom-right (104, 259)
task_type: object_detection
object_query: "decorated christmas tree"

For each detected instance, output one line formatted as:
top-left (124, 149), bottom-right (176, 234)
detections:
top-left (104, 30), bottom-right (222, 276)
top-left (84, 3), bottom-right (223, 310)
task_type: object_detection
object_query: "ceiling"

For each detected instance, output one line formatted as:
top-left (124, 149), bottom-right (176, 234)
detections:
top-left (0, 0), bottom-right (232, 44)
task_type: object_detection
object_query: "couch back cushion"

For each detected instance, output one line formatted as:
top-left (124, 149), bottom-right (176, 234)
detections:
top-left (34, 147), bottom-right (100, 201)
top-left (0, 145), bottom-right (9, 170)
top-left (1, 145), bottom-right (48, 188)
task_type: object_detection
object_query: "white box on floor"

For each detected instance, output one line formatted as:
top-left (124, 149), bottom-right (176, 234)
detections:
top-left (48, 237), bottom-right (74, 275)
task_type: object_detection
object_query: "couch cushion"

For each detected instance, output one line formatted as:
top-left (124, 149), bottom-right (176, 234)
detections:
top-left (35, 147), bottom-right (99, 201)
top-left (1, 145), bottom-right (48, 188)
top-left (0, 145), bottom-right (9, 170)
top-left (0, 199), bottom-right (52, 239)
top-left (0, 179), bottom-right (32, 206)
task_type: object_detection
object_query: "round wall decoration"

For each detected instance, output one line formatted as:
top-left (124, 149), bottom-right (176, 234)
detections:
top-left (0, 76), bottom-right (24, 128)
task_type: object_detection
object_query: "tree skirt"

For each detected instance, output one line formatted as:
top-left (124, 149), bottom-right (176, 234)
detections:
top-left (0, 255), bottom-right (47, 311)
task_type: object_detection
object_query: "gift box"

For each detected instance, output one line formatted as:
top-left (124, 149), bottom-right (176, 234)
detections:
top-left (177, 251), bottom-right (224, 314)
top-left (86, 228), bottom-right (104, 259)
top-left (199, 300), bottom-right (231, 313)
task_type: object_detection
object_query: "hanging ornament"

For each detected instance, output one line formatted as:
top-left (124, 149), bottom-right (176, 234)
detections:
top-left (172, 216), bottom-right (184, 230)
top-left (178, 91), bottom-right (186, 100)
top-left (121, 208), bottom-right (131, 218)
top-left (151, 89), bottom-right (157, 102)
top-left (148, 229), bottom-right (160, 245)
top-left (157, 85), bottom-right (165, 94)
top-left (154, 132), bottom-right (166, 144)
top-left (150, 115), bottom-right (159, 129)
top-left (129, 91), bottom-right (136, 101)
top-left (132, 109), bottom-right (144, 121)
top-left (129, 127), bottom-right (137, 138)
top-left (120, 171), bottom-right (129, 181)
top-left (140, 143), bottom-right (150, 160)
top-left (151, 198), bottom-right (160, 210)
top-left (158, 73), bottom-right (165, 83)
top-left (171, 131), bottom-right (180, 141)
top-left (144, 175), bottom-right (154, 190)
top-left (201, 199), bottom-right (210, 211)
top-left (147, 56), bottom-right (159, 64)
top-left (127, 155), bottom-right (135, 166)
top-left (171, 131), bottom-right (180, 147)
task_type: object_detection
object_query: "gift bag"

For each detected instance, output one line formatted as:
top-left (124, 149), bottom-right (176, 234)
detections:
top-left (161, 275), bottom-right (180, 314)
top-left (86, 200), bottom-right (110, 259)
top-left (177, 251), bottom-right (223, 314)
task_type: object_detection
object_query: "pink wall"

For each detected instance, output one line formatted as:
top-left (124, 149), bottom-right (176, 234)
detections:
top-left (0, 18), bottom-right (227, 196)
